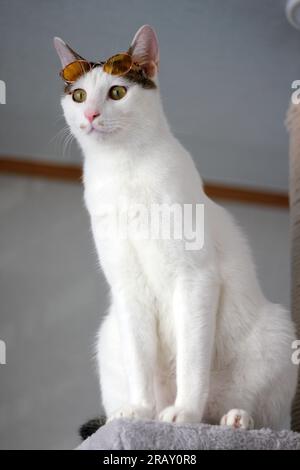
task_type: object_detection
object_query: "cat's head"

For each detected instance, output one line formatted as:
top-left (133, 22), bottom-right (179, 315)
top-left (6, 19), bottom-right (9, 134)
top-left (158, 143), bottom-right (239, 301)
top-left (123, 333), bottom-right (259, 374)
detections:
top-left (54, 25), bottom-right (160, 148)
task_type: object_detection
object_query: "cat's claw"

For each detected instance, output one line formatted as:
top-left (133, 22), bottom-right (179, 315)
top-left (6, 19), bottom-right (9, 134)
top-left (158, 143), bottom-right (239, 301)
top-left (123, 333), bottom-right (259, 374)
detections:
top-left (220, 409), bottom-right (254, 430)
top-left (107, 405), bottom-right (154, 423)
top-left (159, 406), bottom-right (201, 424)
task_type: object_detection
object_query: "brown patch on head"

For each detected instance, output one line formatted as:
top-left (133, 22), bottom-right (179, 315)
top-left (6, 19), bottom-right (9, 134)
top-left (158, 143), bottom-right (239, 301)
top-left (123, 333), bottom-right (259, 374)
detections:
top-left (64, 83), bottom-right (72, 94)
top-left (123, 67), bottom-right (156, 89)
top-left (125, 45), bottom-right (157, 89)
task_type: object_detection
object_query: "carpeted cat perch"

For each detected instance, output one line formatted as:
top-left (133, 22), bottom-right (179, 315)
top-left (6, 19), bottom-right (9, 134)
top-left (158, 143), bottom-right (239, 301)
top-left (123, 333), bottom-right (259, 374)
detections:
top-left (77, 102), bottom-right (300, 450)
top-left (77, 419), bottom-right (300, 450)
top-left (287, 102), bottom-right (300, 433)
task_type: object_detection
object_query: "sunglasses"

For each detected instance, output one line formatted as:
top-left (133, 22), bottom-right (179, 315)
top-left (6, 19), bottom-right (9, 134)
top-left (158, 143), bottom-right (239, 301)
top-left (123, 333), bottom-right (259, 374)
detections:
top-left (60, 53), bottom-right (140, 84)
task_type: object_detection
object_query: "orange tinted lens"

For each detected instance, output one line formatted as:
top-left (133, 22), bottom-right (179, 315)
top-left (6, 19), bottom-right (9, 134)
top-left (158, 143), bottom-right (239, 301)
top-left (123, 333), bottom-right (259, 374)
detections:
top-left (62, 61), bottom-right (91, 82)
top-left (103, 54), bottom-right (132, 76)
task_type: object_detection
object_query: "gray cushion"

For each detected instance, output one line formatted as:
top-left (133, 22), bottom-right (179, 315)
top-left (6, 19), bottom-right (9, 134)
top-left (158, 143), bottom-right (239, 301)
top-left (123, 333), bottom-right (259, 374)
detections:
top-left (77, 419), bottom-right (300, 450)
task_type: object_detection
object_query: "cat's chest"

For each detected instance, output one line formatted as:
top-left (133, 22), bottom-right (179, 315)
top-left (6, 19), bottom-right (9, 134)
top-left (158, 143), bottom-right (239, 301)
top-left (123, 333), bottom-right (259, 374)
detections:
top-left (84, 172), bottom-right (151, 221)
top-left (84, 170), bottom-right (172, 286)
top-left (84, 169), bottom-right (161, 266)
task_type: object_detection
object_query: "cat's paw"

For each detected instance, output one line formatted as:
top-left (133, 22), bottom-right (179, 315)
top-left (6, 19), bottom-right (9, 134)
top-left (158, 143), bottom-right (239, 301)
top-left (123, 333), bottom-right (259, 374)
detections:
top-left (220, 409), bottom-right (254, 430)
top-left (159, 406), bottom-right (201, 424)
top-left (107, 404), bottom-right (155, 423)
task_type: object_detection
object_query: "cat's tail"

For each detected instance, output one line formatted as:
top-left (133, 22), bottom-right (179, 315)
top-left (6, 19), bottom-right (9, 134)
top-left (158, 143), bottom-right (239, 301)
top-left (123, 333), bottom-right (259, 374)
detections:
top-left (79, 416), bottom-right (106, 440)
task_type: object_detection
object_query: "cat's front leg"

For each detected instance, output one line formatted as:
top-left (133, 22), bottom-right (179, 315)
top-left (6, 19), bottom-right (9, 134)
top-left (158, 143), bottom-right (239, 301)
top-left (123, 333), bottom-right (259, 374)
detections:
top-left (159, 269), bottom-right (219, 423)
top-left (107, 291), bottom-right (157, 422)
top-left (91, 219), bottom-right (158, 422)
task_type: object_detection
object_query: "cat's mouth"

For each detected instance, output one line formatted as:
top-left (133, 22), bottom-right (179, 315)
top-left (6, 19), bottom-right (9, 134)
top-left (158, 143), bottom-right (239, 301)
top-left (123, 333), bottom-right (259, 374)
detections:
top-left (82, 123), bottom-right (119, 136)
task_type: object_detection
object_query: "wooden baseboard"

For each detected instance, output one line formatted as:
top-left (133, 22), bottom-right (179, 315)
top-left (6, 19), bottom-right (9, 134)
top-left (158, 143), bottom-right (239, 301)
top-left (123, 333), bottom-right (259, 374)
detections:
top-left (204, 183), bottom-right (288, 208)
top-left (0, 157), bottom-right (82, 182)
top-left (0, 157), bottom-right (289, 208)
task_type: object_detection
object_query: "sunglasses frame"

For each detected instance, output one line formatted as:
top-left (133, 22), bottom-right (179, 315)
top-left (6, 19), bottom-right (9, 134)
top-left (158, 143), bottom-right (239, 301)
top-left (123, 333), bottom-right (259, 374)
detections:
top-left (60, 53), bottom-right (140, 84)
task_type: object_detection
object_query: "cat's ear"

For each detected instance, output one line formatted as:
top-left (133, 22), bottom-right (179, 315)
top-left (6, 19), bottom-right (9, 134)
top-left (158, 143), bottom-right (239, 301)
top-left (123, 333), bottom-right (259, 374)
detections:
top-left (53, 37), bottom-right (85, 68)
top-left (128, 25), bottom-right (159, 78)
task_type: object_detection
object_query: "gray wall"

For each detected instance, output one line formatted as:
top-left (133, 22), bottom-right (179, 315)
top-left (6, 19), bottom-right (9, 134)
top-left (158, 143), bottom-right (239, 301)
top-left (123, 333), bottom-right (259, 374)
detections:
top-left (0, 0), bottom-right (299, 191)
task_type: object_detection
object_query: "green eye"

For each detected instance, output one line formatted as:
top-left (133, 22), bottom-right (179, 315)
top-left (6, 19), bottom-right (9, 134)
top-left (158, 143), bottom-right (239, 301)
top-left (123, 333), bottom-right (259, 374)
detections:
top-left (109, 85), bottom-right (127, 100)
top-left (72, 88), bottom-right (87, 103)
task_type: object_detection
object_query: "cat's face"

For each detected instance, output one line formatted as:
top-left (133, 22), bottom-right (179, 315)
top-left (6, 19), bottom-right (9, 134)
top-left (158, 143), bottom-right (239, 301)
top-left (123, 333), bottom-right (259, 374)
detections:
top-left (54, 25), bottom-right (160, 147)
top-left (61, 65), bottom-right (156, 146)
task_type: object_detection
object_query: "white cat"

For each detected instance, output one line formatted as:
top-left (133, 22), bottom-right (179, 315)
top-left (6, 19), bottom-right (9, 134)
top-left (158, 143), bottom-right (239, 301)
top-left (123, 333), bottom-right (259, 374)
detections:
top-left (54, 25), bottom-right (297, 430)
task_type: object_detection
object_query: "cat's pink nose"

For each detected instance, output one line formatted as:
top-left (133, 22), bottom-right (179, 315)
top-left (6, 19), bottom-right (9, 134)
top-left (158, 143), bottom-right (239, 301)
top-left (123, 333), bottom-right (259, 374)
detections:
top-left (84, 110), bottom-right (100, 123)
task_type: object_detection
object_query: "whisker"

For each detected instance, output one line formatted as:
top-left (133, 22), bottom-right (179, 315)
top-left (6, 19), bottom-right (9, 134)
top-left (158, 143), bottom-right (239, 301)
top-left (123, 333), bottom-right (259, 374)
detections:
top-left (62, 131), bottom-right (75, 160)
top-left (49, 125), bottom-right (70, 146)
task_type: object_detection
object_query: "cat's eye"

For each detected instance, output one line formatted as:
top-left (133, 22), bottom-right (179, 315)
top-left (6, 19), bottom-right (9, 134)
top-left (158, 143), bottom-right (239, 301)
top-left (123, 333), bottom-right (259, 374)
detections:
top-left (72, 88), bottom-right (87, 103)
top-left (109, 86), bottom-right (127, 100)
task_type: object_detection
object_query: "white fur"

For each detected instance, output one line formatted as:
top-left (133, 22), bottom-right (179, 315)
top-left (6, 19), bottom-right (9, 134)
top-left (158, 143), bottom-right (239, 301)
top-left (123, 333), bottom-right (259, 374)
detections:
top-left (220, 409), bottom-right (254, 429)
top-left (57, 27), bottom-right (297, 429)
